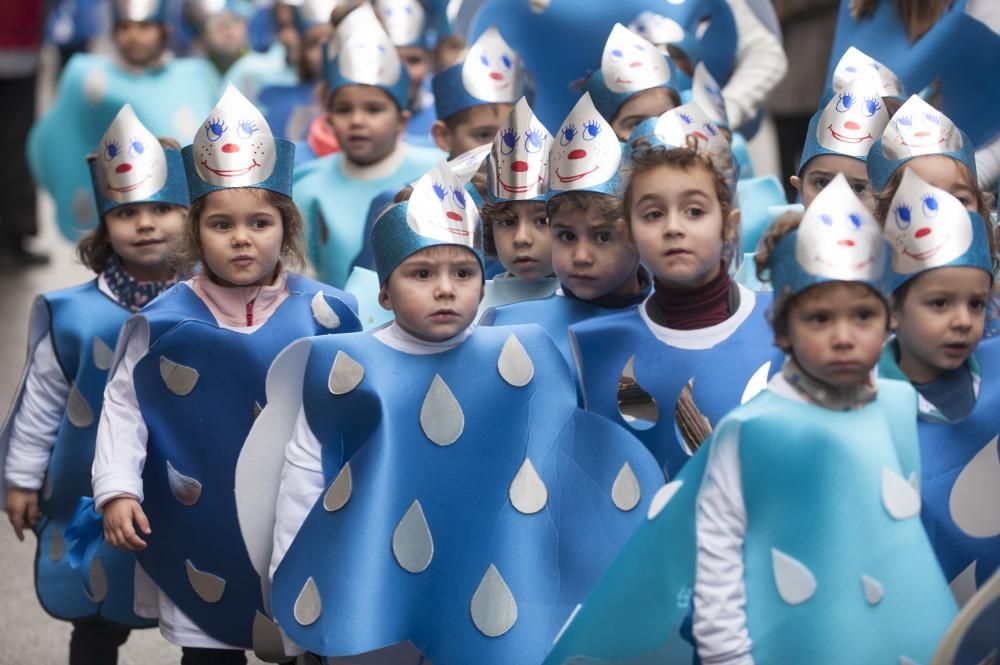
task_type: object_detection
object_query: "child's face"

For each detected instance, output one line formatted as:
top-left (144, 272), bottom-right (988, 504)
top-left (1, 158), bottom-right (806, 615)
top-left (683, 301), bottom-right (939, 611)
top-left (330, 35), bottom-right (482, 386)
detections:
top-left (113, 21), bottom-right (166, 68)
top-left (611, 88), bottom-right (677, 141)
top-left (899, 156), bottom-right (978, 212)
top-left (379, 245), bottom-right (484, 342)
top-left (328, 85), bottom-right (407, 166)
top-left (778, 282), bottom-right (888, 388)
top-left (434, 103), bottom-right (513, 157)
top-left (491, 200), bottom-right (553, 282)
top-left (300, 24), bottom-right (333, 81)
top-left (793, 154), bottom-right (873, 211)
top-left (198, 189), bottom-right (284, 287)
top-left (202, 13), bottom-right (247, 60)
top-left (399, 46), bottom-right (431, 104)
top-left (106, 202), bottom-right (185, 281)
top-left (892, 267), bottom-right (990, 383)
top-left (629, 163), bottom-right (735, 288)
top-left (551, 203), bottom-right (640, 300)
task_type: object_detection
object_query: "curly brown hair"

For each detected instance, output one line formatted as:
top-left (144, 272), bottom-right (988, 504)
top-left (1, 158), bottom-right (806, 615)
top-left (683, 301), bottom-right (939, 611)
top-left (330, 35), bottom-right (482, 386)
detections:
top-left (479, 199), bottom-right (548, 257)
top-left (547, 191), bottom-right (631, 245)
top-left (169, 188), bottom-right (307, 278)
top-left (623, 144), bottom-right (734, 224)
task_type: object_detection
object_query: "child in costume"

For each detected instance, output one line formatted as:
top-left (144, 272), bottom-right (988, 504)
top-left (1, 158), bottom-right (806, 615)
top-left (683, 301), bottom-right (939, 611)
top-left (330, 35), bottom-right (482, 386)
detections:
top-left (28, 0), bottom-right (219, 241)
top-left (582, 24), bottom-right (686, 142)
top-left (93, 85), bottom-right (360, 662)
top-left (478, 97), bottom-right (559, 312)
top-left (375, 0), bottom-right (437, 148)
top-left (252, 160), bottom-right (662, 665)
top-left (1, 105), bottom-right (186, 665)
top-left (570, 124), bottom-right (782, 479)
top-left (543, 175), bottom-right (958, 665)
top-left (877, 170), bottom-right (1000, 603)
top-left (293, 4), bottom-right (443, 289)
top-left (482, 93), bottom-right (649, 372)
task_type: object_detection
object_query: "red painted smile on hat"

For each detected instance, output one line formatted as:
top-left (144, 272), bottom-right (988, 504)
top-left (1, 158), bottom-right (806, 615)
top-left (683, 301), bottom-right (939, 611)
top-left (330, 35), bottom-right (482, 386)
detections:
top-left (827, 125), bottom-right (873, 144)
top-left (107, 173), bottom-right (151, 193)
top-left (496, 168), bottom-right (542, 193)
top-left (201, 159), bottom-right (262, 177)
top-left (555, 165), bottom-right (598, 183)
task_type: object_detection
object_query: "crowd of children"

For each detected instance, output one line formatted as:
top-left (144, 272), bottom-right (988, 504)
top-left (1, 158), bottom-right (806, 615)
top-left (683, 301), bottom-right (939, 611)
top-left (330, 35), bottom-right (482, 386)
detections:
top-left (3, 0), bottom-right (999, 664)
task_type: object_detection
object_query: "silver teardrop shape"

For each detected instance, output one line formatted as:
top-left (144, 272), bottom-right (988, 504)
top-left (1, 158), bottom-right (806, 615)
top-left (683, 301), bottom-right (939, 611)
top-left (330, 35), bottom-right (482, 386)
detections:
top-left (294, 576), bottom-right (322, 626)
top-left (253, 401), bottom-right (263, 421)
top-left (771, 548), bottom-right (817, 606)
top-left (882, 466), bottom-right (921, 520)
top-left (185, 559), bottom-right (226, 603)
top-left (92, 336), bottom-right (114, 371)
top-left (67, 384), bottom-right (94, 428)
top-left (420, 374), bottom-right (464, 446)
top-left (617, 355), bottom-right (658, 430)
top-left (741, 361), bottom-right (771, 404)
top-left (509, 458), bottom-right (547, 514)
top-left (392, 500), bottom-right (434, 573)
top-left (167, 460), bottom-right (202, 506)
top-left (470, 564), bottom-right (518, 637)
top-left (497, 335), bottom-right (534, 387)
top-left (675, 378), bottom-right (712, 456)
top-left (862, 574), bottom-right (884, 605)
top-left (323, 463), bottom-right (352, 512)
top-left (311, 291), bottom-right (341, 329)
top-left (949, 559), bottom-right (978, 607)
top-left (160, 356), bottom-right (200, 396)
top-left (950, 436), bottom-right (1000, 538)
top-left (252, 610), bottom-right (287, 662)
top-left (50, 527), bottom-right (65, 562)
top-left (328, 351), bottom-right (365, 395)
top-left (84, 556), bottom-right (108, 602)
top-left (42, 473), bottom-right (53, 500)
top-left (612, 462), bottom-right (641, 512)
top-left (647, 480), bottom-right (684, 521)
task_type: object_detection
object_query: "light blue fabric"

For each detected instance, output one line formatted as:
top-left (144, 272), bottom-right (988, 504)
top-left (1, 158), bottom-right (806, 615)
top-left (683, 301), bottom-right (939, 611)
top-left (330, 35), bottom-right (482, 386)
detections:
top-left (223, 42), bottom-right (297, 104)
top-left (271, 325), bottom-right (663, 664)
top-left (27, 53), bottom-right (220, 240)
top-left (294, 144), bottom-right (445, 288)
top-left (736, 175), bottom-right (787, 254)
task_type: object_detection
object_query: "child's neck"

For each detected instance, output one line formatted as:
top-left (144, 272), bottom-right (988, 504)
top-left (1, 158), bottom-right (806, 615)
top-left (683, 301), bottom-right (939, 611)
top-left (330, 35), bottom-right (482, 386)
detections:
top-left (379, 320), bottom-right (474, 354)
top-left (564, 265), bottom-right (650, 310)
top-left (646, 265), bottom-right (734, 330)
top-left (340, 142), bottom-right (406, 180)
top-left (782, 356), bottom-right (877, 411)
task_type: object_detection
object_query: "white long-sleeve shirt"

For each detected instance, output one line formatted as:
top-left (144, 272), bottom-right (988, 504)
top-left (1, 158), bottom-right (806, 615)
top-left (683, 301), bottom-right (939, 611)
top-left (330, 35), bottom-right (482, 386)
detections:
top-left (91, 276), bottom-right (289, 650)
top-left (692, 373), bottom-right (806, 665)
top-left (722, 0), bottom-right (789, 132)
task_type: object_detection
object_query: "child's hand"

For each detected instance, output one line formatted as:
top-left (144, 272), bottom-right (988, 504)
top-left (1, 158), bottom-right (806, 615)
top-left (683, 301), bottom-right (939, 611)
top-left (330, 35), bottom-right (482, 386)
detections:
top-left (5, 488), bottom-right (41, 541)
top-left (102, 497), bottom-right (151, 551)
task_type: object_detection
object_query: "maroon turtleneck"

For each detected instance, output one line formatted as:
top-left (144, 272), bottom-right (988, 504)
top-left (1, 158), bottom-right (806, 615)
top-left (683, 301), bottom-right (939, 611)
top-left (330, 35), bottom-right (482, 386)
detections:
top-left (648, 265), bottom-right (733, 330)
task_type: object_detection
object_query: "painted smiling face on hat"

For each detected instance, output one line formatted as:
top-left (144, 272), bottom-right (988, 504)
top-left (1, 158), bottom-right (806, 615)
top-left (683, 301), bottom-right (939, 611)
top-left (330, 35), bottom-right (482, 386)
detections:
top-left (817, 78), bottom-right (890, 157)
top-left (193, 83), bottom-right (277, 186)
top-left (95, 104), bottom-right (168, 203)
top-left (638, 101), bottom-right (735, 190)
top-left (550, 93), bottom-right (621, 191)
top-left (882, 95), bottom-right (964, 160)
top-left (408, 161), bottom-right (482, 242)
top-left (885, 169), bottom-right (974, 275)
top-left (601, 24), bottom-right (671, 94)
top-left (691, 62), bottom-right (728, 128)
top-left (335, 7), bottom-right (402, 87)
top-left (462, 27), bottom-right (522, 101)
top-left (628, 11), bottom-right (685, 49)
top-left (796, 174), bottom-right (885, 280)
top-left (832, 46), bottom-right (903, 97)
top-left (296, 0), bottom-right (343, 28)
top-left (489, 97), bottom-right (549, 200)
top-left (374, 0), bottom-right (426, 46)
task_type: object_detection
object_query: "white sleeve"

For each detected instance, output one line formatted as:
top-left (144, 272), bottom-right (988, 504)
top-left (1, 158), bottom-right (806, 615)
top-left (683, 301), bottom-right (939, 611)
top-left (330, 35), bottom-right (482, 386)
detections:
top-left (693, 422), bottom-right (755, 665)
top-left (975, 134), bottom-right (1000, 191)
top-left (268, 406), bottom-right (327, 581)
top-left (721, 0), bottom-right (789, 131)
top-left (91, 320), bottom-right (150, 509)
top-left (4, 333), bottom-right (70, 490)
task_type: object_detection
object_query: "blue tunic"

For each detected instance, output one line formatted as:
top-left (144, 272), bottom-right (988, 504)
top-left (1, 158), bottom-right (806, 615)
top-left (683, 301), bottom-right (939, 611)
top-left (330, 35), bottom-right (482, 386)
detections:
top-left (544, 379), bottom-right (958, 664)
top-left (0, 281), bottom-right (154, 628)
top-left (27, 53), bottom-right (220, 240)
top-left (570, 288), bottom-right (783, 478)
top-left (131, 275), bottom-right (359, 647)
top-left (257, 81), bottom-right (321, 143)
top-left (270, 325), bottom-right (663, 664)
top-left (293, 145), bottom-right (445, 288)
top-left (879, 337), bottom-right (1000, 599)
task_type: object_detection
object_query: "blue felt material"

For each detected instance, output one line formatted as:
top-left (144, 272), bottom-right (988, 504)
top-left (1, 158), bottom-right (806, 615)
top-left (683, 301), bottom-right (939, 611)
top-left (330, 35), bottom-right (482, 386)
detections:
top-left (569, 290), bottom-right (784, 478)
top-left (131, 275), bottom-right (359, 646)
top-left (736, 175), bottom-right (787, 254)
top-left (27, 53), bottom-right (220, 240)
top-left (271, 325), bottom-right (663, 664)
top-left (258, 82), bottom-right (322, 143)
top-left (89, 146), bottom-right (190, 217)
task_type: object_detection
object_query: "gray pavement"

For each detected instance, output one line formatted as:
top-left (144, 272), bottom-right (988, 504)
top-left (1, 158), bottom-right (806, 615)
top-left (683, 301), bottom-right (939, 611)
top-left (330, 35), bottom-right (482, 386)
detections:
top-left (0, 218), bottom-right (267, 664)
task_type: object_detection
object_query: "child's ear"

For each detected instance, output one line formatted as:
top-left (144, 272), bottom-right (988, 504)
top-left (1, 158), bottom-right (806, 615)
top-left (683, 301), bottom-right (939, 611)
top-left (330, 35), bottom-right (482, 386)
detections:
top-left (430, 120), bottom-right (452, 153)
top-left (378, 283), bottom-right (394, 311)
top-left (789, 175), bottom-right (802, 195)
top-left (723, 207), bottom-right (741, 243)
top-left (774, 332), bottom-right (791, 353)
top-left (888, 306), bottom-right (900, 332)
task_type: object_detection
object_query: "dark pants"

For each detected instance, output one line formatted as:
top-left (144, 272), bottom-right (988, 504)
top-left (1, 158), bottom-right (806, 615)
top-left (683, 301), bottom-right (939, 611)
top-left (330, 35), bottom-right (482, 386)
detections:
top-left (180, 647), bottom-right (248, 665)
top-left (69, 618), bottom-right (131, 665)
top-left (0, 73), bottom-right (38, 248)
